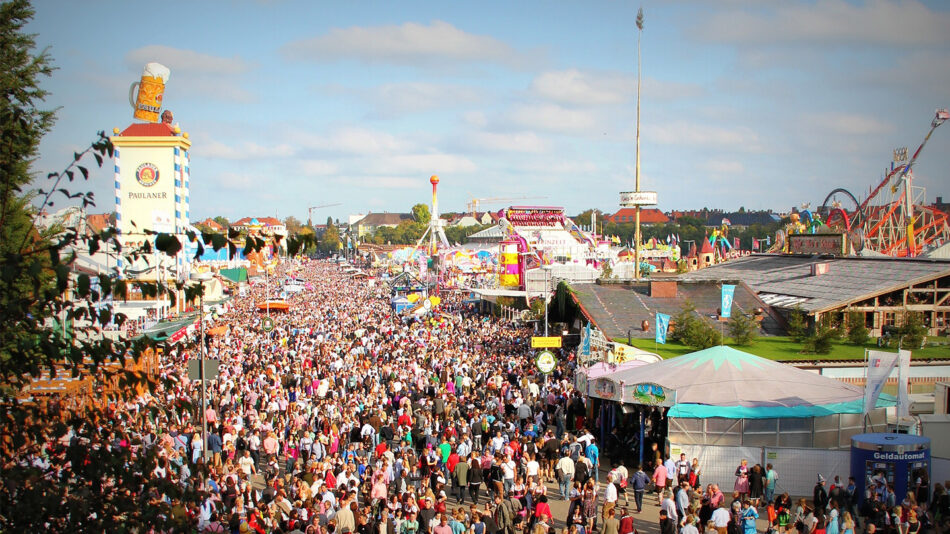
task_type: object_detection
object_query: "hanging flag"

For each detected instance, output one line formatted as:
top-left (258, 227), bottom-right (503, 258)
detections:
top-left (753, 238), bottom-right (759, 250)
top-left (734, 237), bottom-right (740, 250)
top-left (721, 284), bottom-right (736, 318)
top-left (898, 349), bottom-right (912, 418)
top-left (667, 234), bottom-right (672, 245)
top-left (655, 313), bottom-right (671, 344)
top-left (864, 350), bottom-right (900, 414)
top-left (580, 322), bottom-right (592, 359)
top-left (766, 236), bottom-right (771, 246)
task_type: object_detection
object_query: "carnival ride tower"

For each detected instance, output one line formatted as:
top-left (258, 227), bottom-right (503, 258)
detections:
top-left (416, 174), bottom-right (450, 256)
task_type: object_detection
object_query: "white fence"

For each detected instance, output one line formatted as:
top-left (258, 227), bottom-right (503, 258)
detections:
top-left (672, 443), bottom-right (851, 497)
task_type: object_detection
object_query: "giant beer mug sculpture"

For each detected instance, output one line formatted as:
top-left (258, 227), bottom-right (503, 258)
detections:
top-left (129, 63), bottom-right (170, 122)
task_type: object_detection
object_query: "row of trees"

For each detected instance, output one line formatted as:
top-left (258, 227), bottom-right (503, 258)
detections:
top-left (788, 309), bottom-right (928, 354)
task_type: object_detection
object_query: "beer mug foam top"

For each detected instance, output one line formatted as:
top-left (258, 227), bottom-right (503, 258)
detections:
top-left (129, 62), bottom-right (171, 123)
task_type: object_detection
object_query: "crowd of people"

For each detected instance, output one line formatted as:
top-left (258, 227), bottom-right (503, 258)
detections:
top-left (8, 257), bottom-right (949, 534)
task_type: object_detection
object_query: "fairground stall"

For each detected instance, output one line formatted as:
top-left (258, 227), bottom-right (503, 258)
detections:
top-left (588, 346), bottom-right (895, 496)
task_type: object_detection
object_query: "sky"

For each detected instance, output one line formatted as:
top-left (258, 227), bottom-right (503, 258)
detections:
top-left (27, 0), bottom-right (950, 224)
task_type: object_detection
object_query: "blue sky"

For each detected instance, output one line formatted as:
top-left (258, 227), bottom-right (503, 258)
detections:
top-left (28, 0), bottom-right (950, 223)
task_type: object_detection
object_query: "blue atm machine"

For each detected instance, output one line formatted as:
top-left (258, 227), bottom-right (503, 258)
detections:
top-left (851, 433), bottom-right (930, 505)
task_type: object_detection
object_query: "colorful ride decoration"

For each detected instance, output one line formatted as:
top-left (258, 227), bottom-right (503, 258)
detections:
top-left (498, 239), bottom-right (525, 288)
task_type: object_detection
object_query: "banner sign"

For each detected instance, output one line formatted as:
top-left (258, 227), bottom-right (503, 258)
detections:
top-left (655, 313), bottom-right (670, 344)
top-left (535, 350), bottom-right (557, 374)
top-left (531, 336), bottom-right (563, 348)
top-left (864, 350), bottom-right (900, 414)
top-left (721, 284), bottom-right (736, 318)
top-left (619, 191), bottom-right (658, 207)
top-left (625, 382), bottom-right (677, 407)
top-left (788, 233), bottom-right (850, 256)
top-left (580, 323), bottom-right (591, 358)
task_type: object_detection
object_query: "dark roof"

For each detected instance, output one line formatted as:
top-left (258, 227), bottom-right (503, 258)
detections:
top-left (682, 254), bottom-right (950, 313)
top-left (358, 213), bottom-right (413, 226)
top-left (571, 281), bottom-right (783, 340)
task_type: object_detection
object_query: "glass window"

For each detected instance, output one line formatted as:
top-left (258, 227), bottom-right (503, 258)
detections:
top-left (814, 431), bottom-right (838, 449)
top-left (815, 414), bottom-right (839, 432)
top-left (670, 418), bottom-right (703, 433)
top-left (779, 418), bottom-right (813, 433)
top-left (743, 418), bottom-right (778, 433)
top-left (778, 432), bottom-right (812, 448)
top-left (743, 433), bottom-right (777, 447)
top-left (706, 418), bottom-right (741, 434)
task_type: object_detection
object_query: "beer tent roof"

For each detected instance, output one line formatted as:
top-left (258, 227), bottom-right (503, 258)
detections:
top-left (592, 345), bottom-right (894, 418)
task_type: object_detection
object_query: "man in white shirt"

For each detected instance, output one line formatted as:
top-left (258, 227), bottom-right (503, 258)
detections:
top-left (710, 502), bottom-right (731, 534)
top-left (525, 454), bottom-right (540, 484)
top-left (660, 490), bottom-right (678, 526)
top-left (555, 450), bottom-right (576, 499)
top-left (603, 473), bottom-right (619, 520)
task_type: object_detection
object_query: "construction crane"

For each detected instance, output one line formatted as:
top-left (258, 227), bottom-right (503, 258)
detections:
top-left (308, 203), bottom-right (342, 227)
top-left (467, 195), bottom-right (548, 216)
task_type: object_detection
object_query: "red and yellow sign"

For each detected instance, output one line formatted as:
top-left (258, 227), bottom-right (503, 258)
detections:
top-left (135, 162), bottom-right (160, 187)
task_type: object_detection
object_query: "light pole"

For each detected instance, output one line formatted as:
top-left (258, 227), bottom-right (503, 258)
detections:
top-left (634, 7), bottom-right (644, 281)
top-left (542, 265), bottom-right (554, 337)
top-left (190, 271), bottom-right (213, 460)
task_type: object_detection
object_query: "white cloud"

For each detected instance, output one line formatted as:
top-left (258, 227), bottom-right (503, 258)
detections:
top-left (509, 104), bottom-right (597, 134)
top-left (802, 112), bottom-right (893, 136)
top-left (368, 154), bottom-right (477, 175)
top-left (336, 176), bottom-right (420, 189)
top-left (694, 0), bottom-right (950, 46)
top-left (372, 82), bottom-right (483, 117)
top-left (282, 20), bottom-right (531, 68)
top-left (703, 159), bottom-right (746, 174)
top-left (531, 69), bottom-right (630, 105)
top-left (296, 127), bottom-right (411, 155)
top-left (530, 69), bottom-right (702, 106)
top-left (299, 160), bottom-right (338, 176)
top-left (196, 139), bottom-right (296, 160)
top-left (462, 111), bottom-right (488, 127)
top-left (466, 131), bottom-right (549, 153)
top-left (651, 121), bottom-right (764, 152)
top-left (126, 45), bottom-right (251, 75)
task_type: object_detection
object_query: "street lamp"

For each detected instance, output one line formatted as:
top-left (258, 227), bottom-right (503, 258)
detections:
top-left (190, 271), bottom-right (213, 460)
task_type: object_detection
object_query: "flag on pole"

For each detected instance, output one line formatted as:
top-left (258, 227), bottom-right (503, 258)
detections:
top-left (734, 237), bottom-right (740, 250)
top-left (655, 313), bottom-right (670, 344)
top-left (721, 284), bottom-right (736, 318)
top-left (864, 350), bottom-right (900, 414)
top-left (753, 238), bottom-right (759, 250)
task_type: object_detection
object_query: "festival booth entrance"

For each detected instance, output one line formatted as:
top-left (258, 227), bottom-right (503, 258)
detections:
top-left (588, 346), bottom-right (895, 497)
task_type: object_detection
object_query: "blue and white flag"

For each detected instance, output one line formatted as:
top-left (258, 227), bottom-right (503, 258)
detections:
top-left (865, 350), bottom-right (900, 414)
top-left (655, 313), bottom-right (671, 344)
top-left (580, 322), bottom-right (591, 358)
top-left (721, 284), bottom-right (736, 318)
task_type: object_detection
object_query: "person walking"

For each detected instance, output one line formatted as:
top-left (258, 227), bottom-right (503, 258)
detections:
top-left (557, 449), bottom-right (576, 499)
top-left (631, 464), bottom-right (650, 514)
top-left (765, 464), bottom-right (778, 506)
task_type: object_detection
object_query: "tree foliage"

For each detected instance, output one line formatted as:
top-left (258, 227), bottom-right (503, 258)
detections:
top-left (787, 307), bottom-right (808, 342)
top-left (411, 203), bottom-right (430, 224)
top-left (802, 315), bottom-right (841, 354)
top-left (0, 5), bottom-right (289, 527)
top-left (727, 312), bottom-right (759, 346)
top-left (899, 311), bottom-right (927, 349)
top-left (846, 311), bottom-right (870, 346)
top-left (671, 300), bottom-right (722, 349)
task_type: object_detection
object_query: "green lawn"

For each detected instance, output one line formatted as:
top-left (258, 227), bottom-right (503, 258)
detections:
top-left (623, 336), bottom-right (950, 361)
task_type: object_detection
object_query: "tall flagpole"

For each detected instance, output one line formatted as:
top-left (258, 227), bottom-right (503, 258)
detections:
top-left (634, 7), bottom-right (644, 281)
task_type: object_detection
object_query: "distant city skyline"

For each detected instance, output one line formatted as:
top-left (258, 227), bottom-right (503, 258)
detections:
top-left (28, 0), bottom-right (950, 224)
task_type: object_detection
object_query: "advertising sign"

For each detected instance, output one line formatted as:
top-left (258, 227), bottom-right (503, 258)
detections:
top-left (535, 350), bottom-right (557, 374)
top-left (619, 191), bottom-right (658, 206)
top-left (788, 233), bottom-right (849, 256)
top-left (625, 382), bottom-right (677, 407)
top-left (531, 336), bottom-right (563, 348)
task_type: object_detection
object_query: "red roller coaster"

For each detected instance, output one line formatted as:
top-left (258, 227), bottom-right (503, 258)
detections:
top-left (821, 108), bottom-right (950, 257)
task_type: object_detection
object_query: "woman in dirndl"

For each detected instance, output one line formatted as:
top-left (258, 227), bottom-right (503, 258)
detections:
top-left (734, 459), bottom-right (750, 500)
